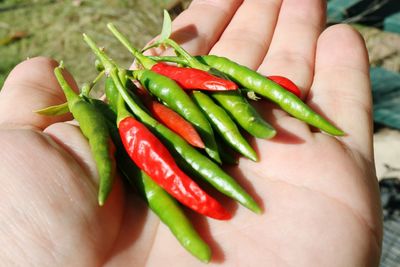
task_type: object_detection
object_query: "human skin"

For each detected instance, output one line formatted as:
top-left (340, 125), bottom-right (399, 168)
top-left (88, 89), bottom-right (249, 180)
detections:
top-left (0, 0), bottom-right (382, 266)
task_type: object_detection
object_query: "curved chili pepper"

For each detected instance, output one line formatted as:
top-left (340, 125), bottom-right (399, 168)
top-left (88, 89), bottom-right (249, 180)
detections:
top-left (151, 62), bottom-right (238, 91)
top-left (148, 100), bottom-right (205, 149)
top-left (121, 159), bottom-right (212, 262)
top-left (54, 65), bottom-right (115, 206)
top-left (267, 75), bottom-right (301, 98)
top-left (192, 90), bottom-right (258, 161)
top-left (118, 116), bottom-right (230, 220)
top-left (198, 55), bottom-right (344, 136)
top-left (132, 69), bottom-right (221, 163)
top-left (91, 100), bottom-right (212, 262)
top-left (132, 87), bottom-right (205, 149)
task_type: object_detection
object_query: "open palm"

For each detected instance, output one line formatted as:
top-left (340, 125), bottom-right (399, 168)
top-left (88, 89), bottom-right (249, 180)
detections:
top-left (0, 1), bottom-right (382, 266)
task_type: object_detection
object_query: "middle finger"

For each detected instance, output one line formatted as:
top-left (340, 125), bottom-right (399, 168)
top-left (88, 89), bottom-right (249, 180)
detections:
top-left (258, 0), bottom-right (327, 98)
top-left (209, 0), bottom-right (283, 69)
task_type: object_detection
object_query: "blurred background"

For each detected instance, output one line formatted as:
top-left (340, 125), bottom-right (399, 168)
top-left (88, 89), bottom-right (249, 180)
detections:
top-left (0, 0), bottom-right (399, 266)
top-left (0, 0), bottom-right (191, 86)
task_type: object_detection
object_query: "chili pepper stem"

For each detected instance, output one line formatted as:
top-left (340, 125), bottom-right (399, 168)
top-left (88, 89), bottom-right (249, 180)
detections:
top-left (107, 23), bottom-right (156, 69)
top-left (37, 68), bottom-right (105, 116)
top-left (83, 34), bottom-right (143, 118)
top-left (83, 33), bottom-right (115, 73)
top-left (163, 38), bottom-right (209, 71)
top-left (148, 55), bottom-right (187, 65)
top-left (144, 10), bottom-right (209, 72)
top-left (54, 63), bottom-right (80, 107)
top-left (81, 69), bottom-right (105, 97)
top-left (116, 91), bottom-right (132, 126)
top-left (110, 68), bottom-right (154, 125)
top-left (83, 34), bottom-right (152, 125)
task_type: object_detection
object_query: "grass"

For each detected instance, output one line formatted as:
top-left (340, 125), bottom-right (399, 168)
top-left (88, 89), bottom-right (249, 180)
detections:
top-left (0, 0), bottom-right (191, 88)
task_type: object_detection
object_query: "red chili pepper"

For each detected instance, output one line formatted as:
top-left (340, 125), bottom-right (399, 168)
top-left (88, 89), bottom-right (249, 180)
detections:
top-left (151, 62), bottom-right (238, 91)
top-left (135, 88), bottom-right (205, 149)
top-left (148, 101), bottom-right (205, 149)
top-left (267, 75), bottom-right (302, 98)
top-left (118, 116), bottom-right (231, 220)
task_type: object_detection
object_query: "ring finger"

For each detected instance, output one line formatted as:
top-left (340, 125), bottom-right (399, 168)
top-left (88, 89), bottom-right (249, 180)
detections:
top-left (209, 0), bottom-right (283, 69)
top-left (258, 0), bottom-right (327, 98)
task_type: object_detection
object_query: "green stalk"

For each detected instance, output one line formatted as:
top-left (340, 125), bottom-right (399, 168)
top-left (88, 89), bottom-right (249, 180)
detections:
top-left (107, 23), bottom-right (156, 69)
top-left (53, 63), bottom-right (80, 108)
top-left (81, 69), bottom-right (105, 97)
top-left (163, 38), bottom-right (209, 71)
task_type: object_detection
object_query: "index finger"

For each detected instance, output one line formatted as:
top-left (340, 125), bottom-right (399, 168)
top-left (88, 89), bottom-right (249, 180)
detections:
top-left (168, 0), bottom-right (243, 55)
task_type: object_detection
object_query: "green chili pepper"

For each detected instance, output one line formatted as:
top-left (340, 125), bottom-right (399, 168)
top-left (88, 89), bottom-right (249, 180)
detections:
top-left (132, 69), bottom-right (221, 164)
top-left (211, 90), bottom-right (276, 139)
top-left (54, 64), bottom-right (115, 206)
top-left (88, 98), bottom-right (120, 141)
top-left (121, 160), bottom-right (211, 262)
top-left (105, 76), bottom-right (120, 112)
top-left (83, 33), bottom-right (261, 213)
top-left (191, 90), bottom-right (258, 161)
top-left (197, 55), bottom-right (344, 136)
top-left (214, 132), bottom-right (239, 165)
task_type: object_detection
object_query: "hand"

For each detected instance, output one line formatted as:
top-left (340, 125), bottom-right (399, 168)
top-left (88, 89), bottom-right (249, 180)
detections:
top-left (0, 1), bottom-right (382, 266)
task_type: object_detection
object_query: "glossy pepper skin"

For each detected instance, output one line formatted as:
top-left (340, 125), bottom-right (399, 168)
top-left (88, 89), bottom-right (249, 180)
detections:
top-left (115, 77), bottom-right (261, 213)
top-left (211, 90), bottom-right (276, 139)
top-left (118, 116), bottom-right (231, 220)
top-left (133, 69), bottom-right (221, 163)
top-left (54, 66), bottom-right (115, 206)
top-left (192, 90), bottom-right (258, 161)
top-left (133, 86), bottom-right (205, 149)
top-left (148, 100), bottom-right (205, 149)
top-left (151, 62), bottom-right (238, 91)
top-left (121, 161), bottom-right (212, 263)
top-left (83, 34), bottom-right (261, 214)
top-left (198, 55), bottom-right (344, 136)
top-left (267, 75), bottom-right (302, 98)
top-left (93, 101), bottom-right (212, 263)
top-left (106, 23), bottom-right (235, 93)
top-left (110, 69), bottom-right (262, 214)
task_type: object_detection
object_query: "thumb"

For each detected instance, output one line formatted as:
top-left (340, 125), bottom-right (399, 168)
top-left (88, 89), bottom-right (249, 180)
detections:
top-left (0, 57), bottom-right (76, 130)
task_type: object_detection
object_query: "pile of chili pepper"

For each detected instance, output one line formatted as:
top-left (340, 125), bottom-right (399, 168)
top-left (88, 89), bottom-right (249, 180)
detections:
top-left (37, 11), bottom-right (344, 263)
